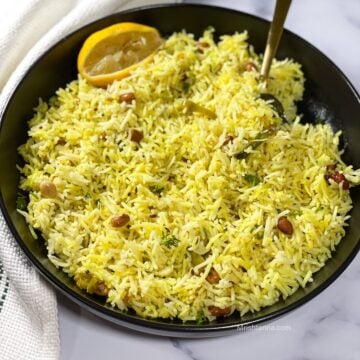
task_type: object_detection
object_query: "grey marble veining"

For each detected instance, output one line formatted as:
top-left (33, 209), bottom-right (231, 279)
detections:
top-left (59, 1), bottom-right (360, 359)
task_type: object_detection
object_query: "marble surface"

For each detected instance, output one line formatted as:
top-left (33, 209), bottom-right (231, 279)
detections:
top-left (57, 1), bottom-right (360, 359)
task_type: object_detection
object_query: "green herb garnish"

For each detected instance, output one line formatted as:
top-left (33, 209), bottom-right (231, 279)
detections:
top-left (196, 310), bottom-right (207, 325)
top-left (289, 209), bottom-right (303, 217)
top-left (16, 192), bottom-right (27, 211)
top-left (234, 127), bottom-right (276, 160)
top-left (149, 185), bottom-right (164, 195)
top-left (234, 151), bottom-right (249, 160)
top-left (182, 80), bottom-right (190, 93)
top-left (244, 174), bottom-right (260, 186)
top-left (161, 233), bottom-right (180, 248)
top-left (259, 93), bottom-right (287, 122)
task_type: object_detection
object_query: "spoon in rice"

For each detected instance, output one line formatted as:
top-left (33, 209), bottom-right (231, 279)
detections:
top-left (260, 0), bottom-right (293, 87)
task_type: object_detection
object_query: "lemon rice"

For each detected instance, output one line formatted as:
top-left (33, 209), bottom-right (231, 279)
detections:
top-left (18, 29), bottom-right (360, 321)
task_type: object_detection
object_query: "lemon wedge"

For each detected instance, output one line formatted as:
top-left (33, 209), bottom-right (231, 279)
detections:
top-left (77, 22), bottom-right (162, 87)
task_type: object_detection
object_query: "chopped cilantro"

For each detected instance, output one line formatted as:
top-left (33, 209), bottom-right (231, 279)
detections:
top-left (149, 185), bottom-right (164, 195)
top-left (16, 192), bottom-right (27, 211)
top-left (244, 174), bottom-right (260, 186)
top-left (160, 233), bottom-right (180, 248)
top-left (289, 209), bottom-right (303, 217)
top-left (182, 80), bottom-right (190, 93)
top-left (196, 310), bottom-right (207, 325)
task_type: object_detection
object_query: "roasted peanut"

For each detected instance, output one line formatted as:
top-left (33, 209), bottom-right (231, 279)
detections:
top-left (326, 163), bottom-right (337, 171)
top-left (56, 139), bottom-right (66, 145)
top-left (39, 180), bottom-right (57, 198)
top-left (206, 268), bottom-right (221, 284)
top-left (119, 92), bottom-right (135, 104)
top-left (129, 128), bottom-right (144, 143)
top-left (111, 214), bottom-right (130, 227)
top-left (245, 61), bottom-right (258, 72)
top-left (94, 281), bottom-right (109, 296)
top-left (197, 41), bottom-right (210, 52)
top-left (329, 171), bottom-right (350, 190)
top-left (277, 216), bottom-right (293, 235)
top-left (208, 305), bottom-right (231, 317)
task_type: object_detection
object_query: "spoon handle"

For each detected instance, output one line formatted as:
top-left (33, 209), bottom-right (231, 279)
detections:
top-left (260, 0), bottom-right (292, 83)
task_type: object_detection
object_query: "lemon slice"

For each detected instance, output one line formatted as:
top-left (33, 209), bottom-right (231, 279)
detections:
top-left (77, 22), bottom-right (162, 87)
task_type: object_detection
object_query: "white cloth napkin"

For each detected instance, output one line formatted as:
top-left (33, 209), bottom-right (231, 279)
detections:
top-left (0, 1), bottom-right (181, 359)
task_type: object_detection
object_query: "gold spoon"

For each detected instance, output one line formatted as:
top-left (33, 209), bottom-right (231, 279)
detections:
top-left (260, 0), bottom-right (293, 86)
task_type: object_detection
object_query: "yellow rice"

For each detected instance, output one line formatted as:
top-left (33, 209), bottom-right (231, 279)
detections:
top-left (18, 29), bottom-right (360, 321)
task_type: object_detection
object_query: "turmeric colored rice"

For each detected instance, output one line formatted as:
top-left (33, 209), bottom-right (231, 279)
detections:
top-left (18, 29), bottom-right (360, 321)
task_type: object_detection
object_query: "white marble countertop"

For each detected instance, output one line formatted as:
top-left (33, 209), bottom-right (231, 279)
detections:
top-left (56, 1), bottom-right (360, 359)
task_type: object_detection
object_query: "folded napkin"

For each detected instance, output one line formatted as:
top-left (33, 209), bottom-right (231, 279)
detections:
top-left (0, 1), bottom-right (181, 359)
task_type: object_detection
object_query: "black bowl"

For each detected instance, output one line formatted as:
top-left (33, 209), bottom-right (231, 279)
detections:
top-left (1, 4), bottom-right (359, 337)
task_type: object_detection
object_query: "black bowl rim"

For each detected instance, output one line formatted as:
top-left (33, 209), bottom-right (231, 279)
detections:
top-left (1, 2), bottom-right (360, 337)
